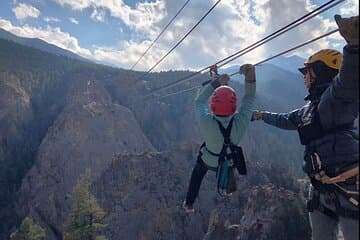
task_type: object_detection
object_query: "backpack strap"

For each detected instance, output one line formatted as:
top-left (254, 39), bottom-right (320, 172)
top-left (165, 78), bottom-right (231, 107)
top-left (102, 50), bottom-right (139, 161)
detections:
top-left (215, 117), bottom-right (234, 145)
top-left (202, 117), bottom-right (234, 157)
top-left (215, 117), bottom-right (247, 178)
top-left (214, 117), bottom-right (235, 196)
top-left (213, 117), bottom-right (234, 164)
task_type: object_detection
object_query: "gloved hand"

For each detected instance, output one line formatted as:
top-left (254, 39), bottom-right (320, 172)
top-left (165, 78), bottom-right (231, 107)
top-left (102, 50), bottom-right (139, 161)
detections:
top-left (251, 110), bottom-right (262, 121)
top-left (218, 74), bottom-right (230, 85)
top-left (334, 14), bottom-right (359, 46)
top-left (239, 64), bottom-right (256, 82)
top-left (209, 64), bottom-right (218, 77)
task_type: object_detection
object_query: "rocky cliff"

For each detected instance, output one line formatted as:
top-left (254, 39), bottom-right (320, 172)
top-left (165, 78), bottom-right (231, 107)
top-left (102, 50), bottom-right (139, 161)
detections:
top-left (202, 184), bottom-right (310, 240)
top-left (17, 74), bottom-right (154, 239)
top-left (93, 143), bottom-right (310, 240)
top-left (0, 71), bottom-right (35, 232)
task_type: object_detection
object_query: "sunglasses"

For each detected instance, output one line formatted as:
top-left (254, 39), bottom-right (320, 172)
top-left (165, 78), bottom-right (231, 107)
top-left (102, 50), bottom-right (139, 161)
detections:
top-left (298, 67), bottom-right (311, 75)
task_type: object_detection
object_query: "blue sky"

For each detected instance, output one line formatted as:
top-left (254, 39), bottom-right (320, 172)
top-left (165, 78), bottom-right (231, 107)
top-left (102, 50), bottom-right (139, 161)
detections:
top-left (0, 0), bottom-right (358, 71)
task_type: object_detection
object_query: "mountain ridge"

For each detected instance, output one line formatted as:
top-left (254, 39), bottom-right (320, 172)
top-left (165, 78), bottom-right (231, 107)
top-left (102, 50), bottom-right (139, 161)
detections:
top-left (0, 28), bottom-right (89, 62)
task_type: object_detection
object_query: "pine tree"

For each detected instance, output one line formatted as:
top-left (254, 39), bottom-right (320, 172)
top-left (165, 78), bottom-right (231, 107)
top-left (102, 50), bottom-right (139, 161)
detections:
top-left (10, 217), bottom-right (45, 240)
top-left (64, 169), bottom-right (107, 240)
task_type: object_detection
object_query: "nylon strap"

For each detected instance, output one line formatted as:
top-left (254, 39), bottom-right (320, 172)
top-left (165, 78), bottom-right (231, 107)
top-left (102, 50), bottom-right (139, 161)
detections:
top-left (215, 117), bottom-right (234, 145)
top-left (214, 117), bottom-right (234, 196)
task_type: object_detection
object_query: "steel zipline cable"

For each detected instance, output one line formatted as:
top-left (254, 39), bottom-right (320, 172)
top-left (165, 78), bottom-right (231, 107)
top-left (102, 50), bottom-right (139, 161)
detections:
top-left (217, 0), bottom-right (344, 69)
top-left (130, 0), bottom-right (191, 70)
top-left (135, 0), bottom-right (222, 82)
top-left (149, 29), bottom-right (339, 100)
top-left (141, 0), bottom-right (344, 99)
top-left (231, 29), bottom-right (339, 75)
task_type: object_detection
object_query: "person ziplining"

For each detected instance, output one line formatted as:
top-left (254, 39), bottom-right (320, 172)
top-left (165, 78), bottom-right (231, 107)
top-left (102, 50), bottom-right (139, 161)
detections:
top-left (183, 64), bottom-right (256, 213)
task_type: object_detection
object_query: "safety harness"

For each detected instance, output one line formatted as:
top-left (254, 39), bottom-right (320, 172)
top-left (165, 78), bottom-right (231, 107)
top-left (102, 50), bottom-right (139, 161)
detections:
top-left (297, 92), bottom-right (359, 219)
top-left (200, 116), bottom-right (247, 196)
top-left (306, 153), bottom-right (359, 220)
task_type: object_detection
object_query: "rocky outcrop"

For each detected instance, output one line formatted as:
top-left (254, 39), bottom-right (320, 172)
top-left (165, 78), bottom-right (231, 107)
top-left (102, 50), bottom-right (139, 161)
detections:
top-left (17, 74), bottom-right (154, 239)
top-left (237, 184), bottom-right (311, 240)
top-left (0, 71), bottom-right (33, 172)
top-left (0, 72), bottom-right (35, 233)
top-left (93, 143), bottom-right (310, 240)
top-left (94, 142), bottom-right (202, 240)
top-left (202, 184), bottom-right (311, 240)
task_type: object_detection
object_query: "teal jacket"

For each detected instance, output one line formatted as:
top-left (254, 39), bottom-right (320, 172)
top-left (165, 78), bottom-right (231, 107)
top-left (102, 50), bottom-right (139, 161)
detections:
top-left (195, 80), bottom-right (256, 168)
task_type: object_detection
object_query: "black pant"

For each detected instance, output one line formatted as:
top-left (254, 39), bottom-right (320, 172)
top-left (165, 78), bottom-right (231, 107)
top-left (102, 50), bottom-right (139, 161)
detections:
top-left (185, 158), bottom-right (215, 205)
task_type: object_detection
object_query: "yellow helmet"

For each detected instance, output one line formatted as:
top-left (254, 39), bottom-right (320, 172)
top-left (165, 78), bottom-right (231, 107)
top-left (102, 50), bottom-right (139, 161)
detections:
top-left (305, 49), bottom-right (342, 70)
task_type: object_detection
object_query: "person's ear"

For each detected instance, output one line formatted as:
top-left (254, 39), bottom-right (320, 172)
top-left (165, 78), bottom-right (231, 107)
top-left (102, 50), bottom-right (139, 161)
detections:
top-left (309, 68), bottom-right (317, 79)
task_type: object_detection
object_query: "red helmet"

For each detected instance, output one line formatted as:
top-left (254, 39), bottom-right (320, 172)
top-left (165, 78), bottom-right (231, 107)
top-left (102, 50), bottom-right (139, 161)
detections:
top-left (210, 86), bottom-right (237, 116)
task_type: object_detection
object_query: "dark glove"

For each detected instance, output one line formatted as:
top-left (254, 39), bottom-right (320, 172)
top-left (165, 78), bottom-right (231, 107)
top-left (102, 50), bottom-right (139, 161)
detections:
top-left (250, 110), bottom-right (262, 121)
top-left (239, 64), bottom-right (256, 82)
top-left (209, 74), bottom-right (229, 88)
top-left (218, 74), bottom-right (230, 85)
top-left (209, 64), bottom-right (218, 77)
top-left (334, 14), bottom-right (359, 46)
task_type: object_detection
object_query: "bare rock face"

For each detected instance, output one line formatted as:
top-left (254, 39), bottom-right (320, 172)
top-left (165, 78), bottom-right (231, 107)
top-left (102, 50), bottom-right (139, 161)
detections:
top-left (0, 72), bottom-right (34, 232)
top-left (202, 209), bottom-right (240, 240)
top-left (94, 142), bottom-right (206, 240)
top-left (17, 74), bottom-right (155, 239)
top-left (237, 184), bottom-right (311, 240)
top-left (0, 72), bottom-right (33, 164)
top-left (202, 184), bottom-right (311, 240)
top-left (93, 143), bottom-right (311, 240)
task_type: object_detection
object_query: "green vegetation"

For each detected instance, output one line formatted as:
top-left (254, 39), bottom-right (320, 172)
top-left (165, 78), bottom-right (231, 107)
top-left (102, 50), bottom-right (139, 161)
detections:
top-left (10, 217), bottom-right (45, 240)
top-left (64, 169), bottom-right (107, 240)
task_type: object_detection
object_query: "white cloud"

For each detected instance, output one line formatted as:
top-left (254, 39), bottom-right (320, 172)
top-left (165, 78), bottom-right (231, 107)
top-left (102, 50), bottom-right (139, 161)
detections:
top-left (96, 0), bottom-right (342, 71)
top-left (69, 17), bottom-right (79, 24)
top-left (54, 0), bottom-right (166, 34)
top-left (12, 3), bottom-right (40, 20)
top-left (340, 0), bottom-right (359, 15)
top-left (84, 0), bottom-right (346, 71)
top-left (55, 0), bottom-right (92, 10)
top-left (0, 18), bottom-right (91, 57)
top-left (43, 16), bottom-right (61, 23)
top-left (92, 40), bottom-right (167, 69)
top-left (4, 1), bottom-right (350, 72)
top-left (91, 8), bottom-right (106, 22)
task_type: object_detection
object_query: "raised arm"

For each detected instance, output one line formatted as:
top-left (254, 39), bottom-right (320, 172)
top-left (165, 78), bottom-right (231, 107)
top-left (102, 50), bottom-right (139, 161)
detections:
top-left (194, 81), bottom-right (215, 123)
top-left (331, 15), bottom-right (359, 101)
top-left (233, 64), bottom-right (256, 137)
